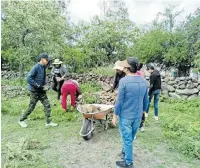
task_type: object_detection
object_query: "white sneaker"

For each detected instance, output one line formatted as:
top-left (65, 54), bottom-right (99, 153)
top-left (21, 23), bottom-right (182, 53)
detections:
top-left (154, 116), bottom-right (159, 121)
top-left (140, 127), bottom-right (145, 132)
top-left (145, 113), bottom-right (148, 118)
top-left (134, 136), bottom-right (136, 140)
top-left (45, 122), bottom-right (58, 127)
top-left (18, 121), bottom-right (28, 128)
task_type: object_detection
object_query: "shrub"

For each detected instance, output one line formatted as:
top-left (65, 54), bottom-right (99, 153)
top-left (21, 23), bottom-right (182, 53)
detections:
top-left (91, 65), bottom-right (115, 77)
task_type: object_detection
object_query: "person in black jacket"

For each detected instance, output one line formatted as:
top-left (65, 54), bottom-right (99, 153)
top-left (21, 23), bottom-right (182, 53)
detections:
top-left (51, 59), bottom-right (68, 100)
top-left (18, 53), bottom-right (58, 128)
top-left (146, 63), bottom-right (161, 121)
top-left (111, 61), bottom-right (125, 92)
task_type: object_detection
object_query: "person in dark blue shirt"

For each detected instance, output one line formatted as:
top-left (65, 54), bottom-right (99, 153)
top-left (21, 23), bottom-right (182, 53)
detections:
top-left (112, 58), bottom-right (148, 168)
top-left (18, 53), bottom-right (58, 128)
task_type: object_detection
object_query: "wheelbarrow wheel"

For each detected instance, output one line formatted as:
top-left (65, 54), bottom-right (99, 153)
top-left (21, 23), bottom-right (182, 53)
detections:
top-left (81, 119), bottom-right (93, 140)
top-left (104, 120), bottom-right (108, 130)
top-left (83, 132), bottom-right (93, 140)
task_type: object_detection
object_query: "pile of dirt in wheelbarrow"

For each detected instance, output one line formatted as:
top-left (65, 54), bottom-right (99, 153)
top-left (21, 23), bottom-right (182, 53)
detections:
top-left (77, 104), bottom-right (101, 113)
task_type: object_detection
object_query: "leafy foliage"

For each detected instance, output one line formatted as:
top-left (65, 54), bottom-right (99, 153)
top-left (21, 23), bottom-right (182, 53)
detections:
top-left (133, 6), bottom-right (200, 75)
top-left (133, 29), bottom-right (170, 63)
top-left (1, 1), bottom-right (200, 74)
top-left (1, 0), bottom-right (71, 73)
top-left (91, 65), bottom-right (115, 77)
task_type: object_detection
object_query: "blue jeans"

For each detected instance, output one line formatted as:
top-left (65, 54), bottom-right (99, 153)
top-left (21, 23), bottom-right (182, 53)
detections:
top-left (147, 89), bottom-right (160, 116)
top-left (119, 117), bottom-right (141, 165)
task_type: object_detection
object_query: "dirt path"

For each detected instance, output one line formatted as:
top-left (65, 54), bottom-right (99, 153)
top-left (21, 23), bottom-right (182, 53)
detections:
top-left (43, 122), bottom-right (199, 168)
top-left (2, 115), bottom-right (200, 168)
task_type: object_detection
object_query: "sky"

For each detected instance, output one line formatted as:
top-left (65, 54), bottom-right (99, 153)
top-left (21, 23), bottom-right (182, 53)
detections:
top-left (67, 0), bottom-right (200, 25)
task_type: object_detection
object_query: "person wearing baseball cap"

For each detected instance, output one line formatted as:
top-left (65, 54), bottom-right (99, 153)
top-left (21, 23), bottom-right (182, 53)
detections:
top-left (112, 58), bottom-right (148, 168)
top-left (111, 61), bottom-right (126, 92)
top-left (18, 53), bottom-right (58, 128)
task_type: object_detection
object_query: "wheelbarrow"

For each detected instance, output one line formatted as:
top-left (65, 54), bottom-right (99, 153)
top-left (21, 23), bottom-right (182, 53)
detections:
top-left (77, 104), bottom-right (114, 140)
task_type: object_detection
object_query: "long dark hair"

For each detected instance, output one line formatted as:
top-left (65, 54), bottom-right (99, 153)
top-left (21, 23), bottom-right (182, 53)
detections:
top-left (138, 63), bottom-right (143, 70)
top-left (127, 57), bottom-right (139, 73)
top-left (127, 66), bottom-right (137, 73)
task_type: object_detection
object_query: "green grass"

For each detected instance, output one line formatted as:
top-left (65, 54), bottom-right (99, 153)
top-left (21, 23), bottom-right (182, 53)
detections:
top-left (2, 99), bottom-right (200, 168)
top-left (2, 91), bottom-right (81, 122)
top-left (136, 109), bottom-right (200, 168)
top-left (79, 82), bottom-right (102, 104)
top-left (1, 81), bottom-right (200, 167)
top-left (80, 81), bottom-right (101, 93)
top-left (159, 99), bottom-right (200, 159)
top-left (2, 82), bottom-right (102, 121)
top-left (1, 115), bottom-right (81, 168)
top-left (1, 78), bottom-right (27, 87)
top-left (91, 65), bottom-right (115, 77)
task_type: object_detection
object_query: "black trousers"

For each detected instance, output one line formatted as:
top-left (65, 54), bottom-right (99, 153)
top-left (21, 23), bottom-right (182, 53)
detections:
top-left (139, 113), bottom-right (145, 128)
top-left (52, 76), bottom-right (64, 100)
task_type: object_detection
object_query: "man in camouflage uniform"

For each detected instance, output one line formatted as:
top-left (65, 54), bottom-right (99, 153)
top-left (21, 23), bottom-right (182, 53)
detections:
top-left (18, 53), bottom-right (58, 128)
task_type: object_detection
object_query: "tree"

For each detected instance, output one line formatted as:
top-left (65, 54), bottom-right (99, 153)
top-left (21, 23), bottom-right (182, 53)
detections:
top-left (133, 29), bottom-right (170, 63)
top-left (184, 8), bottom-right (200, 72)
top-left (153, 4), bottom-right (183, 33)
top-left (1, 0), bottom-right (71, 76)
top-left (98, 0), bottom-right (129, 21)
top-left (163, 31), bottom-right (190, 76)
top-left (133, 6), bottom-right (200, 76)
top-left (73, 0), bottom-right (139, 68)
top-left (164, 7), bottom-right (200, 75)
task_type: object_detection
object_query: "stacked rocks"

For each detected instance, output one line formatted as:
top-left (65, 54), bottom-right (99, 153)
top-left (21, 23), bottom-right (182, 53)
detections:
top-left (66, 73), bottom-right (114, 85)
top-left (1, 85), bottom-right (28, 99)
top-left (93, 91), bottom-right (116, 105)
top-left (164, 77), bottom-right (200, 99)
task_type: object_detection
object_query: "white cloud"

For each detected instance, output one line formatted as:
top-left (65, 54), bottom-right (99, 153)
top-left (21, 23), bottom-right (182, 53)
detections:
top-left (67, 0), bottom-right (100, 22)
top-left (67, 0), bottom-right (200, 24)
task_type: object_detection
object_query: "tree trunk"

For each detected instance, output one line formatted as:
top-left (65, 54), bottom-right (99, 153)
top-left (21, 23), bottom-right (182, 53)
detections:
top-left (177, 65), bottom-right (190, 77)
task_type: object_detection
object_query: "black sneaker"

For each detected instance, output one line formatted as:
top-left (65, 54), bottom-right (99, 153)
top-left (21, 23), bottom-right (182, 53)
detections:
top-left (116, 161), bottom-right (133, 168)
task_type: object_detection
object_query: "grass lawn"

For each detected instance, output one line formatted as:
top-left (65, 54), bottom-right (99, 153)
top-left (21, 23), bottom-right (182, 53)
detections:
top-left (1, 90), bottom-right (200, 168)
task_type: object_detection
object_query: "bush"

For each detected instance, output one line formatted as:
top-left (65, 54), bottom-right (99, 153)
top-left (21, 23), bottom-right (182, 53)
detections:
top-left (79, 82), bottom-right (101, 104)
top-left (91, 65), bottom-right (115, 77)
top-left (80, 82), bottom-right (101, 93)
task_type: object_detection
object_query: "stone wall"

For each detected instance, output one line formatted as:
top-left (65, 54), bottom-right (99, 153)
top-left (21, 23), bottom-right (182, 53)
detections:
top-left (1, 71), bottom-right (27, 80)
top-left (65, 73), bottom-right (200, 99)
top-left (66, 73), bottom-right (114, 91)
top-left (1, 71), bottom-right (200, 99)
top-left (1, 85), bottom-right (28, 99)
top-left (162, 77), bottom-right (200, 99)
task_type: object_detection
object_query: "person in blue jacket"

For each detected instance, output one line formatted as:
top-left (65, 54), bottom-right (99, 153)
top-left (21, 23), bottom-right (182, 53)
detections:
top-left (112, 58), bottom-right (148, 168)
top-left (18, 53), bottom-right (58, 128)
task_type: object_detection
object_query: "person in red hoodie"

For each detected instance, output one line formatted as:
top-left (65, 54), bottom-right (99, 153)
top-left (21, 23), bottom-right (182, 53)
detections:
top-left (61, 79), bottom-right (81, 111)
